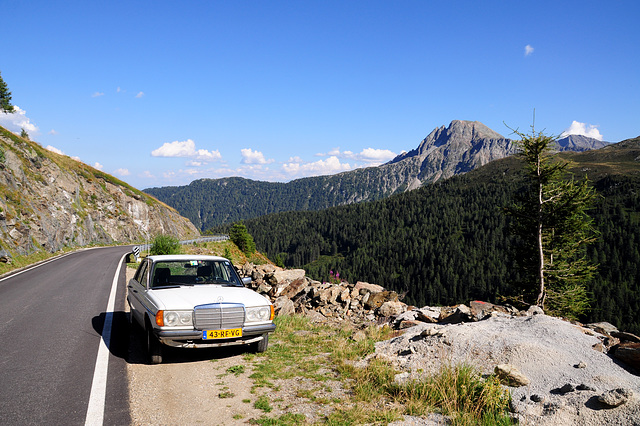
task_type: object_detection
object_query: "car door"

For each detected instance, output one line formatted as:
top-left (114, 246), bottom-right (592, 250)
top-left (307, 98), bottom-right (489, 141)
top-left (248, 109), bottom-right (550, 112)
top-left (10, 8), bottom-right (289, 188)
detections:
top-left (128, 259), bottom-right (150, 325)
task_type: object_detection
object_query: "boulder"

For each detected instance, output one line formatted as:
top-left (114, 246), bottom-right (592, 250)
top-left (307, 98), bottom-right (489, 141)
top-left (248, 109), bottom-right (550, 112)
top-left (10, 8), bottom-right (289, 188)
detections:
top-left (273, 296), bottom-right (295, 316)
top-left (272, 268), bottom-right (306, 284)
top-left (494, 364), bottom-right (530, 387)
top-left (439, 304), bottom-right (473, 324)
top-left (597, 388), bottom-right (633, 407)
top-left (613, 342), bottom-right (640, 370)
top-left (611, 331), bottom-right (640, 343)
top-left (416, 307), bottom-right (441, 323)
top-left (280, 278), bottom-right (307, 299)
top-left (586, 322), bottom-right (619, 335)
top-left (470, 300), bottom-right (513, 320)
top-left (353, 281), bottom-right (385, 297)
top-left (378, 301), bottom-right (406, 317)
top-left (364, 290), bottom-right (398, 310)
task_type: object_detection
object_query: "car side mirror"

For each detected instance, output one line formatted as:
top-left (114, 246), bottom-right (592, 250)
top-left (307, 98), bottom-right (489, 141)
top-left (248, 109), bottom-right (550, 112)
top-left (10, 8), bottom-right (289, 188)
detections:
top-left (242, 277), bottom-right (252, 286)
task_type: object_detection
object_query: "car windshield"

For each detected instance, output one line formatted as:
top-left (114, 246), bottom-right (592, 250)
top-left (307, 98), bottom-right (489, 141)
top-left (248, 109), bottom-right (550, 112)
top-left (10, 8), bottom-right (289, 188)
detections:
top-left (151, 260), bottom-right (243, 288)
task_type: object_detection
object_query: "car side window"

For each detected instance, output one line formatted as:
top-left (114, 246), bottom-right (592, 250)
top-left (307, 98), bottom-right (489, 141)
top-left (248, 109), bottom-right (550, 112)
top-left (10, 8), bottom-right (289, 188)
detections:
top-left (134, 261), bottom-right (149, 288)
top-left (140, 262), bottom-right (150, 288)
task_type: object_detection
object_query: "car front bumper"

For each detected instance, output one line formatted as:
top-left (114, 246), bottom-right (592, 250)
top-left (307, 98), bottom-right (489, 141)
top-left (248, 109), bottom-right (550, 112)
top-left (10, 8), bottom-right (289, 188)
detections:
top-left (156, 322), bottom-right (276, 348)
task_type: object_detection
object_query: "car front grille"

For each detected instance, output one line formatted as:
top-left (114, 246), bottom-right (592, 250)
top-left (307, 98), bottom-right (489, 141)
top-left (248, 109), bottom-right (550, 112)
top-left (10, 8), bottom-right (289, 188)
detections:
top-left (194, 303), bottom-right (245, 330)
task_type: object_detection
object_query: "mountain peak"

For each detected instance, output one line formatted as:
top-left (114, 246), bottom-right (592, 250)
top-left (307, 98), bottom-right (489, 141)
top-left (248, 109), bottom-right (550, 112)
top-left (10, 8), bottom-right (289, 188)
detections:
top-left (389, 120), bottom-right (510, 164)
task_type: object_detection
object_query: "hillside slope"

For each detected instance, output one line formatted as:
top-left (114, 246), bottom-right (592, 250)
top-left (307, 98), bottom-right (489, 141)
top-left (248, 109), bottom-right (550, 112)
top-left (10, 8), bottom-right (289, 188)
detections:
top-left (0, 126), bottom-right (199, 259)
top-left (234, 136), bottom-right (640, 333)
top-left (145, 120), bottom-right (608, 230)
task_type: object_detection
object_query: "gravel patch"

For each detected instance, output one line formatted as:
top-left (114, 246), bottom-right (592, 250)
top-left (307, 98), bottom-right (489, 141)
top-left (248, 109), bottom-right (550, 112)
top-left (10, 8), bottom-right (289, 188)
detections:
top-left (369, 313), bottom-right (640, 425)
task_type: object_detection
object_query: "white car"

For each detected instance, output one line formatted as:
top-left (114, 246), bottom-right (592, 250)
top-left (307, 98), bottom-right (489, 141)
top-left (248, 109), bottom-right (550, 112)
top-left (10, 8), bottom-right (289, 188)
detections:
top-left (127, 254), bottom-right (275, 364)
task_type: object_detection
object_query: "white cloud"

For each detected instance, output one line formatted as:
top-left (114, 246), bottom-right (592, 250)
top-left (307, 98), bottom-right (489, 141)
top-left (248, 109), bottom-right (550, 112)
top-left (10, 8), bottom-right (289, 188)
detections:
top-left (48, 129), bottom-right (57, 135)
top-left (241, 148), bottom-right (274, 164)
top-left (141, 171), bottom-right (155, 178)
top-left (317, 147), bottom-right (397, 165)
top-left (0, 106), bottom-right (39, 135)
top-left (151, 139), bottom-right (222, 162)
top-left (92, 92), bottom-right (105, 97)
top-left (114, 168), bottom-right (130, 176)
top-left (45, 145), bottom-right (65, 155)
top-left (560, 121), bottom-right (603, 141)
top-left (282, 156), bottom-right (352, 177)
top-left (525, 45), bottom-right (534, 56)
top-left (135, 91), bottom-right (145, 98)
top-left (357, 148), bottom-right (397, 163)
top-left (93, 162), bottom-right (104, 170)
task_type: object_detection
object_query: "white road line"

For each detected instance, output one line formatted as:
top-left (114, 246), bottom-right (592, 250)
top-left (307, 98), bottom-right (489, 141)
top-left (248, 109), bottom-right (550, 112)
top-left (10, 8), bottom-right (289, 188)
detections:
top-left (0, 252), bottom-right (76, 282)
top-left (84, 253), bottom-right (127, 426)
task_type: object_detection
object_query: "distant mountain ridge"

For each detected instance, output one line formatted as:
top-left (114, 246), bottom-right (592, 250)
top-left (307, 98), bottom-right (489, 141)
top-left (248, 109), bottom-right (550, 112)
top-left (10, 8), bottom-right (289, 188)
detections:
top-left (144, 120), bottom-right (609, 231)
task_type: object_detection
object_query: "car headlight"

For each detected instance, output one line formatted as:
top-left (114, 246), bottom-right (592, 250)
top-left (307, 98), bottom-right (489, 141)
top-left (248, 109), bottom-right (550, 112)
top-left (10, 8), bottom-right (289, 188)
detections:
top-left (157, 310), bottom-right (193, 327)
top-left (245, 306), bottom-right (274, 323)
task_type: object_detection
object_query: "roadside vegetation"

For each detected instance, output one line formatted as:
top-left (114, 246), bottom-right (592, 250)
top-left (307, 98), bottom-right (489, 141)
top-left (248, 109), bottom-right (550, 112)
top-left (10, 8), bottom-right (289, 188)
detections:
top-left (244, 314), bottom-right (512, 425)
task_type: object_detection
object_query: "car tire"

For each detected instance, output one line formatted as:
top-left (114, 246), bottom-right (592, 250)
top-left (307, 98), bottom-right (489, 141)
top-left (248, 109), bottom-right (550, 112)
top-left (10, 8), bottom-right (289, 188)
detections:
top-left (253, 333), bottom-right (269, 353)
top-left (146, 324), bottom-right (163, 364)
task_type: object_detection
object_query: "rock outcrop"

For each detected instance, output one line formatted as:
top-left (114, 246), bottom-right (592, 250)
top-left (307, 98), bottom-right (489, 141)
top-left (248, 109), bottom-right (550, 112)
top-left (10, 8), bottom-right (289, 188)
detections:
top-left (0, 126), bottom-right (199, 258)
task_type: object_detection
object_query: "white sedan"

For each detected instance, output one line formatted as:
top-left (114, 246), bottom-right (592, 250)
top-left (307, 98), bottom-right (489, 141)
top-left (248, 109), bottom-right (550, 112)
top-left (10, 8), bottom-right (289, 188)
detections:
top-left (127, 254), bottom-right (275, 364)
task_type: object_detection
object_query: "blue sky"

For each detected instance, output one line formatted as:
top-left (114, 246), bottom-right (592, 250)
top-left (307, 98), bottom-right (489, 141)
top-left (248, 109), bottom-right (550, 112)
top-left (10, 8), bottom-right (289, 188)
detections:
top-left (1, 0), bottom-right (638, 189)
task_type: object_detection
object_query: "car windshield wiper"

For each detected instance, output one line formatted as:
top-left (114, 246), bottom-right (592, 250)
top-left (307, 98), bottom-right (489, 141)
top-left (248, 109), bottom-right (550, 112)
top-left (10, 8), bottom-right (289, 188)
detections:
top-left (151, 284), bottom-right (181, 289)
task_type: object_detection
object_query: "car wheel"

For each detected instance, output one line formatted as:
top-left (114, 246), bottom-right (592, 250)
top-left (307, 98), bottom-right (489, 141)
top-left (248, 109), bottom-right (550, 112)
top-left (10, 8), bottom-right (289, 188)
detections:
top-left (146, 324), bottom-right (163, 364)
top-left (253, 333), bottom-right (269, 353)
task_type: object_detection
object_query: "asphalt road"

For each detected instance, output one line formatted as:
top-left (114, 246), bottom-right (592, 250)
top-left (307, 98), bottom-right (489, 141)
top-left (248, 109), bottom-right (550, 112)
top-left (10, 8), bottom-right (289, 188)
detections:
top-left (0, 246), bottom-right (132, 425)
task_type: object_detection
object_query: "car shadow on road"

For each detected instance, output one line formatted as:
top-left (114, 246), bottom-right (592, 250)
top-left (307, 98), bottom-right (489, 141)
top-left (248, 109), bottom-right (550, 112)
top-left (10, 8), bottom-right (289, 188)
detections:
top-left (93, 311), bottom-right (258, 365)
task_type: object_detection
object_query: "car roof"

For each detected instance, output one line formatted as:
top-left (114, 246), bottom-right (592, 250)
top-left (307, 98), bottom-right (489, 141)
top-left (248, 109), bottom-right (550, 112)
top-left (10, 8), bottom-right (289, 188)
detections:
top-left (147, 254), bottom-right (229, 262)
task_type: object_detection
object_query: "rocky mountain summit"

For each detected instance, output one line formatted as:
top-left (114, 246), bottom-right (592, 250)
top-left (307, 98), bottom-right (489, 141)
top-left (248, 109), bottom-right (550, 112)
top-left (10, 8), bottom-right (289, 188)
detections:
top-left (0, 126), bottom-right (199, 260)
top-left (146, 120), bottom-right (609, 230)
top-left (239, 262), bottom-right (640, 425)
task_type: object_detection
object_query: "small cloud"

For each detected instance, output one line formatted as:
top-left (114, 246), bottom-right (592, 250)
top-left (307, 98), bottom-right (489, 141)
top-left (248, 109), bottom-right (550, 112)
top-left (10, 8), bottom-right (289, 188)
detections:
top-left (114, 168), bottom-right (130, 176)
top-left (93, 162), bottom-right (104, 170)
top-left (48, 129), bottom-right (57, 135)
top-left (317, 147), bottom-right (397, 165)
top-left (560, 121), bottom-right (603, 141)
top-left (525, 45), bottom-right (534, 56)
top-left (151, 139), bottom-right (222, 162)
top-left (117, 87), bottom-right (123, 93)
top-left (141, 171), bottom-right (155, 178)
top-left (92, 92), bottom-right (105, 97)
top-left (45, 145), bottom-right (65, 155)
top-left (241, 148), bottom-right (274, 165)
top-left (0, 105), bottom-right (39, 135)
top-left (282, 156), bottom-right (352, 177)
top-left (135, 91), bottom-right (144, 98)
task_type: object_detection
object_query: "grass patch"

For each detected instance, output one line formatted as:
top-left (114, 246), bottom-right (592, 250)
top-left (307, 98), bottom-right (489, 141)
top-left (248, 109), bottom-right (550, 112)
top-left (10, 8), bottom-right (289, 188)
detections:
top-left (227, 365), bottom-right (245, 376)
top-left (248, 314), bottom-right (511, 425)
top-left (251, 413), bottom-right (306, 425)
top-left (254, 395), bottom-right (273, 413)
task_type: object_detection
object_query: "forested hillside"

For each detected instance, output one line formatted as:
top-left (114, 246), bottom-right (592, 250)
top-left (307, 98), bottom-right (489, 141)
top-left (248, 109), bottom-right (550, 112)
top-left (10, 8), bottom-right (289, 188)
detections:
top-left (219, 137), bottom-right (640, 334)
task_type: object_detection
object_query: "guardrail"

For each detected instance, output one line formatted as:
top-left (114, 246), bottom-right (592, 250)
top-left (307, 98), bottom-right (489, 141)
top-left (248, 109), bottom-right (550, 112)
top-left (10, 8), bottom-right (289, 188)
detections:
top-left (134, 235), bottom-right (229, 253)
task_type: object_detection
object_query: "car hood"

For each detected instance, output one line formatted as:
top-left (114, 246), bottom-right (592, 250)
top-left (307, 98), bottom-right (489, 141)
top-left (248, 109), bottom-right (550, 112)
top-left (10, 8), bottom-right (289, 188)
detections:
top-left (148, 285), bottom-right (271, 311)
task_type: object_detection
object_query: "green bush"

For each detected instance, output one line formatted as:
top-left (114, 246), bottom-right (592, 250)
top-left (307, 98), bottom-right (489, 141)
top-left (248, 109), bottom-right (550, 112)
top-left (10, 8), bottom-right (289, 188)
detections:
top-left (229, 222), bottom-right (256, 255)
top-left (150, 234), bottom-right (181, 255)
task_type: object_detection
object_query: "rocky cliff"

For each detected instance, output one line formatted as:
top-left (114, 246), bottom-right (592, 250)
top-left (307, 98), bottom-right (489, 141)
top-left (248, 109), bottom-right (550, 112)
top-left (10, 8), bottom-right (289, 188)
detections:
top-left (0, 126), bottom-right (199, 259)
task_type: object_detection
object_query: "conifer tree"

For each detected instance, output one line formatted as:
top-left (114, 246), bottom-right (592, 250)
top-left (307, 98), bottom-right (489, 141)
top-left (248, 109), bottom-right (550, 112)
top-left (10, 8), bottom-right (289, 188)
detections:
top-left (505, 126), bottom-right (598, 318)
top-left (229, 222), bottom-right (256, 255)
top-left (0, 71), bottom-right (15, 113)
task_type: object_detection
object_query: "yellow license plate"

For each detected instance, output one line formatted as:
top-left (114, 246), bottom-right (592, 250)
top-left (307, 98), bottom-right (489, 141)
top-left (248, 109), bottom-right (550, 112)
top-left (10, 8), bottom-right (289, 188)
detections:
top-left (203, 328), bottom-right (242, 340)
